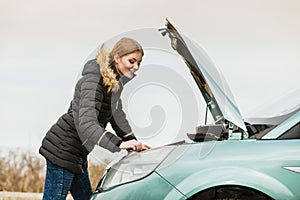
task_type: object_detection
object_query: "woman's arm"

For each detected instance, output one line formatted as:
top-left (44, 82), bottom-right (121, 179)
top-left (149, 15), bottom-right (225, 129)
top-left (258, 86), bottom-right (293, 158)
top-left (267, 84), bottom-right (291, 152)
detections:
top-left (77, 75), bottom-right (122, 152)
top-left (110, 99), bottom-right (137, 141)
top-left (110, 99), bottom-right (151, 151)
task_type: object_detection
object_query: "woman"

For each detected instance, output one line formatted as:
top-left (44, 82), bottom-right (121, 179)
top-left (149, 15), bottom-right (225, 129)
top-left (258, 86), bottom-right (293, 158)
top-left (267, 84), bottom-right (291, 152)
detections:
top-left (39, 37), bottom-right (150, 200)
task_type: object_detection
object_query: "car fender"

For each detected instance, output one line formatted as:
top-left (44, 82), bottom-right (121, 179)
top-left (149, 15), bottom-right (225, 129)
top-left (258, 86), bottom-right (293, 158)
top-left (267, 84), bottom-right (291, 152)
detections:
top-left (172, 166), bottom-right (295, 199)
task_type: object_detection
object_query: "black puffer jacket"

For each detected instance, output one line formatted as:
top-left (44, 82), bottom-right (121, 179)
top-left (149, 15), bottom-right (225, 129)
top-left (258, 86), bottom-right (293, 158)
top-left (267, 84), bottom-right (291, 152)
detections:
top-left (39, 59), bottom-right (136, 174)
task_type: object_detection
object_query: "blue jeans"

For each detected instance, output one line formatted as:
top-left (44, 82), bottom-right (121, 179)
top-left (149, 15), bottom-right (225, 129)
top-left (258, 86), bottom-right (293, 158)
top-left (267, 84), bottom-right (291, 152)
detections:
top-left (43, 159), bottom-right (93, 200)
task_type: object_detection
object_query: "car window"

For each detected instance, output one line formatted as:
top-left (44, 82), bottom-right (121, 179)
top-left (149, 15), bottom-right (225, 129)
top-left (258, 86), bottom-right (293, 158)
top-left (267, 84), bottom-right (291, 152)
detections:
top-left (278, 122), bottom-right (300, 140)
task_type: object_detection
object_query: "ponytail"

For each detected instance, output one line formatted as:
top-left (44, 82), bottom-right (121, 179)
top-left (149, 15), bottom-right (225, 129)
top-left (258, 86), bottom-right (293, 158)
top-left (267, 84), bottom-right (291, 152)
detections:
top-left (96, 44), bottom-right (120, 92)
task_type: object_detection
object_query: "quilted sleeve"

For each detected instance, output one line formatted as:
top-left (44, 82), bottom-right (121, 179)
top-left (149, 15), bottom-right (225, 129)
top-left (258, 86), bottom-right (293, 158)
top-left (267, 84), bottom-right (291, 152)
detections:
top-left (78, 75), bottom-right (122, 152)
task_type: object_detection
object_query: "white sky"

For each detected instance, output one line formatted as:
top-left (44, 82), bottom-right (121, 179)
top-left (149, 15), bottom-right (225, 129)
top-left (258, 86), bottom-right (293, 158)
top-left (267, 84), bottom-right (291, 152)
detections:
top-left (1, 0), bottom-right (300, 153)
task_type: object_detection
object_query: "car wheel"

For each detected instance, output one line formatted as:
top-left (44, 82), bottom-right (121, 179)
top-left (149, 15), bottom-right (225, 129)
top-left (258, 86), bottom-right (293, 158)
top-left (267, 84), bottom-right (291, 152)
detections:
top-left (189, 186), bottom-right (272, 200)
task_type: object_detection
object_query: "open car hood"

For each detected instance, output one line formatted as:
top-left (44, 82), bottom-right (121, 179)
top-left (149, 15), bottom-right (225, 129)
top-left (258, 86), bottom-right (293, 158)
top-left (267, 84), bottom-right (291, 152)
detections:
top-left (162, 20), bottom-right (247, 132)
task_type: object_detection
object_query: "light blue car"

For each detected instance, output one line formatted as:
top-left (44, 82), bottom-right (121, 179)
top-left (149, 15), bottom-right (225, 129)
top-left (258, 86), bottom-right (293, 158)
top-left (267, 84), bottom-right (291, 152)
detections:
top-left (90, 20), bottom-right (300, 200)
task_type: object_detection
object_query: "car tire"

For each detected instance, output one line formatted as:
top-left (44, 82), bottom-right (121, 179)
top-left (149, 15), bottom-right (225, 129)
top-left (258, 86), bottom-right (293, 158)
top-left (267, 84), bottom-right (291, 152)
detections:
top-left (188, 186), bottom-right (272, 200)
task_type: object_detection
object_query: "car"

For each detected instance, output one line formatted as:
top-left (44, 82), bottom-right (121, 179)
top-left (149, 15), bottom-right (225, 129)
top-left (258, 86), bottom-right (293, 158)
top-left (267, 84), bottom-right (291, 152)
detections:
top-left (89, 20), bottom-right (300, 200)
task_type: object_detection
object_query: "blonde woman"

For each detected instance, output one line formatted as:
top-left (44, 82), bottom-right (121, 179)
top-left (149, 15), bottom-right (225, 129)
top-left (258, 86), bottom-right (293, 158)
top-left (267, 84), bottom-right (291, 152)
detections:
top-left (39, 37), bottom-right (150, 200)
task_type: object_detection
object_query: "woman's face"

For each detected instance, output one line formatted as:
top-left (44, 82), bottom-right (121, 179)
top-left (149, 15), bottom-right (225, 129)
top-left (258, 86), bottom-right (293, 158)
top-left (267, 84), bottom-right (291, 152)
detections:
top-left (114, 51), bottom-right (143, 79)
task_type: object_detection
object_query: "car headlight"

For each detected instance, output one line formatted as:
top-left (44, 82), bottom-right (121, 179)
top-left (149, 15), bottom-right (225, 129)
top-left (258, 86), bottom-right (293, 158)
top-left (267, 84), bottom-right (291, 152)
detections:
top-left (100, 145), bottom-right (176, 189)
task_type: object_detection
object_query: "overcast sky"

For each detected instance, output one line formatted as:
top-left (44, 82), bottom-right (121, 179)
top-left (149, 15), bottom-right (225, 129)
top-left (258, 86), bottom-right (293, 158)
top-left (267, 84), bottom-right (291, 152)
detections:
top-left (1, 0), bottom-right (300, 154)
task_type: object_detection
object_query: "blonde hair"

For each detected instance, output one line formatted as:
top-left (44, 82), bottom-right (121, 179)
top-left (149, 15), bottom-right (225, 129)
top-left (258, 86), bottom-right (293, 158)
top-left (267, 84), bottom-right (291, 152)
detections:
top-left (96, 37), bottom-right (144, 92)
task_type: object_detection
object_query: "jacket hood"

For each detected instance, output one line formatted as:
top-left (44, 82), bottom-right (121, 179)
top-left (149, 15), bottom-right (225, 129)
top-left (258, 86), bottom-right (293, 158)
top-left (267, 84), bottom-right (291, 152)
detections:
top-left (82, 59), bottom-right (101, 76)
top-left (82, 59), bottom-right (121, 79)
top-left (81, 59), bottom-right (134, 85)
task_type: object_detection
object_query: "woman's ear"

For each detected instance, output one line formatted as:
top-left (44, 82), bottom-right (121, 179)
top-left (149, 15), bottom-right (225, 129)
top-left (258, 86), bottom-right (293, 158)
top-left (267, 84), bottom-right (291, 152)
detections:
top-left (114, 54), bottom-right (120, 64)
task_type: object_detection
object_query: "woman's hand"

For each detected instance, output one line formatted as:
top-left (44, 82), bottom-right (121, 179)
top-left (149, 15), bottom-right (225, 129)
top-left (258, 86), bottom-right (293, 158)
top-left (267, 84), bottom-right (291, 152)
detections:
top-left (120, 139), bottom-right (151, 152)
top-left (141, 143), bottom-right (151, 151)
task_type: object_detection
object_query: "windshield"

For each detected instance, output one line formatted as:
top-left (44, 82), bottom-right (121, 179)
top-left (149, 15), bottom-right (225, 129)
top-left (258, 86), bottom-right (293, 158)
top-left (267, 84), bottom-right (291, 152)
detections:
top-left (246, 88), bottom-right (300, 118)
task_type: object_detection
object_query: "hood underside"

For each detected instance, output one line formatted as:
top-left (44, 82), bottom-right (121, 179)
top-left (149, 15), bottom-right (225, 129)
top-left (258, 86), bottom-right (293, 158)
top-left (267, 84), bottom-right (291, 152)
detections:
top-left (162, 20), bottom-right (247, 132)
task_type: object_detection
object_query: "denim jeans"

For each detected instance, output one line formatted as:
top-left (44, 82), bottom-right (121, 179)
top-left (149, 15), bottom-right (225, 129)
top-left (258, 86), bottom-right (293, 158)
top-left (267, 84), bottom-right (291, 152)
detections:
top-left (43, 159), bottom-right (93, 200)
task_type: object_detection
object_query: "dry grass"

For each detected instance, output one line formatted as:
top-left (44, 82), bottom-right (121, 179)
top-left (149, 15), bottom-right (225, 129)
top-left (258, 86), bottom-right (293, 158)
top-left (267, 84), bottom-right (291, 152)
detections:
top-left (0, 149), bottom-right (106, 193)
top-left (0, 150), bottom-right (44, 193)
top-left (88, 162), bottom-right (107, 191)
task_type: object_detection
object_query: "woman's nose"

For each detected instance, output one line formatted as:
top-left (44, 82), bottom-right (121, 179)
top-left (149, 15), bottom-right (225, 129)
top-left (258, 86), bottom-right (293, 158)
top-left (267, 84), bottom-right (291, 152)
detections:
top-left (133, 63), bottom-right (139, 70)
